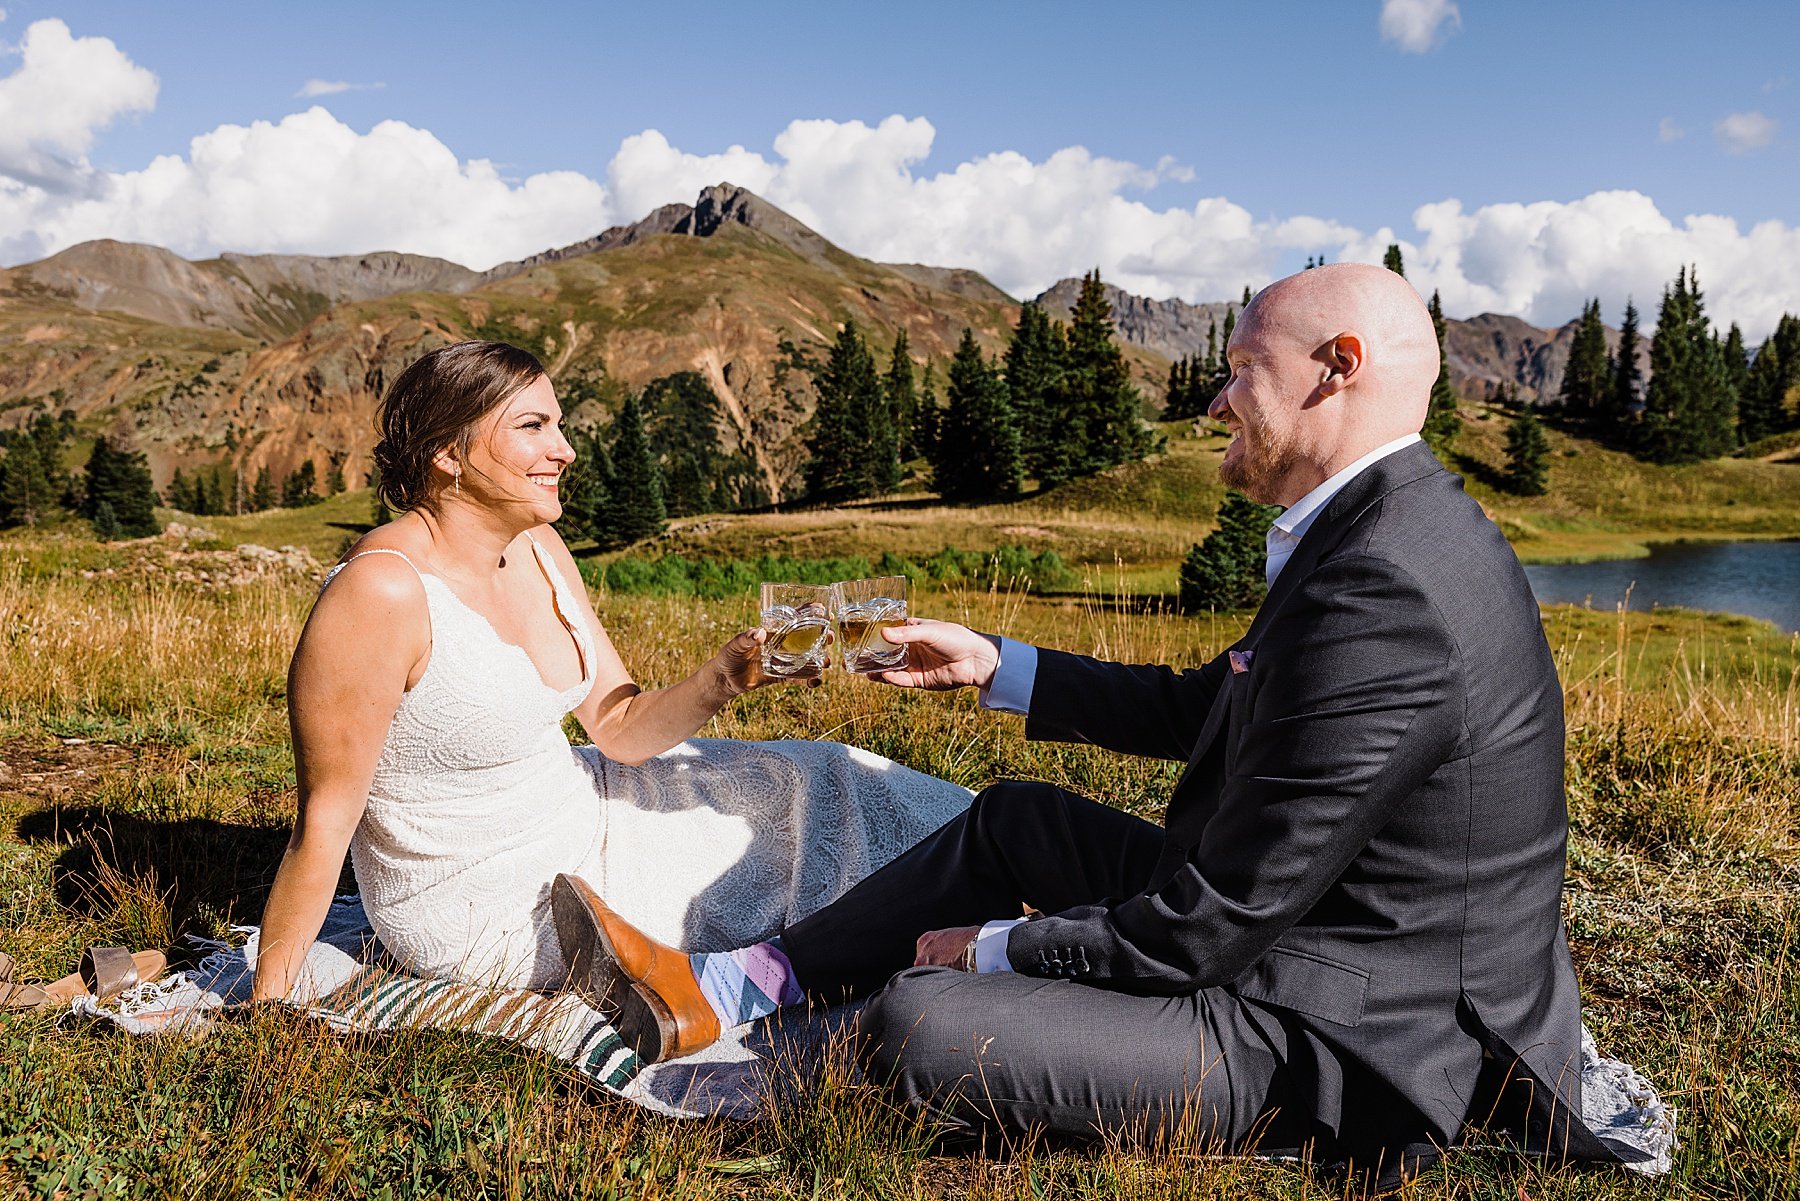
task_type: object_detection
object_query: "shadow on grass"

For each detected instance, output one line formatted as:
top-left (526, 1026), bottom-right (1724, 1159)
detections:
top-left (1037, 590), bottom-right (1190, 616)
top-left (12, 805), bottom-right (341, 936)
top-left (1449, 450), bottom-right (1510, 494)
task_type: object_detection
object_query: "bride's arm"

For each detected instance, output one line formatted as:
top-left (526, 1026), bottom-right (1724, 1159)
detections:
top-left (252, 556), bottom-right (427, 1002)
top-left (534, 526), bottom-right (776, 766)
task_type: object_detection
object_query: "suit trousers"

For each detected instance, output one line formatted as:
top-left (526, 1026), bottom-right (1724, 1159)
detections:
top-left (781, 781), bottom-right (1300, 1151)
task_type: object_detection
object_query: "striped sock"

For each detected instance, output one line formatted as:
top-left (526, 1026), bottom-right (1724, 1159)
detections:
top-left (690, 938), bottom-right (803, 1028)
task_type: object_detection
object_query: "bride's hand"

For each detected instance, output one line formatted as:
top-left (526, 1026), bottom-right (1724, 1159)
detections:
top-left (711, 627), bottom-right (823, 697)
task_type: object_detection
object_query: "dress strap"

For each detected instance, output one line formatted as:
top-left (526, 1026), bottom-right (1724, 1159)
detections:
top-left (321, 547), bottom-right (425, 590)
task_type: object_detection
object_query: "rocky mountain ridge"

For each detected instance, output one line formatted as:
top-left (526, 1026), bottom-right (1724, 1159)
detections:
top-left (1033, 276), bottom-right (1643, 403)
top-left (0, 185), bottom-right (1028, 504)
top-left (2, 185), bottom-right (1642, 507)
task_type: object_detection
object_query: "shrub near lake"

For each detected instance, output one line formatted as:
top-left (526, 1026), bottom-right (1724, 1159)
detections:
top-left (1, 521), bottom-right (1795, 1200)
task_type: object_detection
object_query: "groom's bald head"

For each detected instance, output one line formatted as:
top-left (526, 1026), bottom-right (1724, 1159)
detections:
top-left (1210, 263), bottom-right (1442, 504)
top-left (1241, 263), bottom-right (1441, 431)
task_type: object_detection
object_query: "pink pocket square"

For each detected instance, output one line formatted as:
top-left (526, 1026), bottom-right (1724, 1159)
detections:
top-left (1229, 650), bottom-right (1254, 675)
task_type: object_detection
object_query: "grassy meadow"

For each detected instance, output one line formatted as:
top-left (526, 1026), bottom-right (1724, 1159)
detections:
top-left (3, 424), bottom-right (1799, 1198)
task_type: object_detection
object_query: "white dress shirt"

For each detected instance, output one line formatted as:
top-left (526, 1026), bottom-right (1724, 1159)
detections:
top-left (1264, 433), bottom-right (1421, 588)
top-left (967, 432), bottom-right (1423, 974)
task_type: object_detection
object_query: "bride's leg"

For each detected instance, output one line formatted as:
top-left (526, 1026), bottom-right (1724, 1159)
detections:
top-left (555, 781), bottom-right (1162, 1063)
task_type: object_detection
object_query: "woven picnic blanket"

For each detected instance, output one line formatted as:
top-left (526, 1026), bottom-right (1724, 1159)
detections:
top-left (74, 895), bottom-right (1676, 1174)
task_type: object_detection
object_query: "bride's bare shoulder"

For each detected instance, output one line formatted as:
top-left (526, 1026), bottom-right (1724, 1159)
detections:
top-left (315, 532), bottom-right (429, 618)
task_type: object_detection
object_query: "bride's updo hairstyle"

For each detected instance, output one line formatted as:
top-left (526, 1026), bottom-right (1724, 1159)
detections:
top-left (373, 341), bottom-right (547, 513)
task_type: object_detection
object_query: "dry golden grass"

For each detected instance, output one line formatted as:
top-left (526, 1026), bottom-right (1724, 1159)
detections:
top-left (1, 529), bottom-right (1796, 1199)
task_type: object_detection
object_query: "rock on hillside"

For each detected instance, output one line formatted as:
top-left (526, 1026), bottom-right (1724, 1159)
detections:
top-left (1035, 278), bottom-right (1240, 363)
top-left (1447, 312), bottom-right (1647, 404)
top-left (1, 240), bottom-right (480, 339)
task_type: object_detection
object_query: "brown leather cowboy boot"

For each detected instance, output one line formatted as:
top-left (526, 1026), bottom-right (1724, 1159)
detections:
top-left (550, 873), bottom-right (721, 1062)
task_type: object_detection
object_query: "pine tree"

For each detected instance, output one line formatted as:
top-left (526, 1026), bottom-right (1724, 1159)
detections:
top-left (91, 499), bottom-right (120, 540)
top-left (1003, 303), bottom-right (1066, 480)
top-left (911, 365), bottom-right (942, 463)
top-left (282, 460), bottom-right (321, 507)
top-left (199, 468), bottom-right (225, 517)
top-left (1721, 323), bottom-right (1751, 443)
top-left (1557, 299), bottom-right (1610, 424)
top-left (1241, 285), bottom-right (1253, 307)
top-left (1638, 267), bottom-right (1738, 463)
top-left (326, 453), bottom-right (346, 496)
top-left (802, 321), bottom-right (892, 502)
top-left (884, 332), bottom-right (921, 461)
top-left (1165, 356), bottom-right (1187, 418)
top-left (602, 392), bottom-right (666, 543)
top-left (1423, 290), bottom-right (1460, 454)
top-left (1179, 491), bottom-right (1282, 613)
top-left (1740, 314), bottom-right (1800, 444)
top-left (1504, 407), bottom-right (1551, 496)
top-left (1059, 270), bottom-right (1148, 482)
top-left (1383, 244), bottom-right (1405, 277)
top-left (1605, 298), bottom-right (1643, 442)
top-left (166, 468), bottom-right (195, 512)
top-left (82, 437), bottom-right (160, 536)
top-left (932, 328), bottom-right (1022, 502)
top-left (1213, 308), bottom-right (1238, 393)
top-left (552, 428), bottom-right (612, 545)
top-left (250, 465), bottom-right (276, 511)
top-left (0, 435), bottom-right (53, 527)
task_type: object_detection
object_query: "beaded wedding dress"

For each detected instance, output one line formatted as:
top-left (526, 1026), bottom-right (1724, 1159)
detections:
top-left (320, 543), bottom-right (972, 991)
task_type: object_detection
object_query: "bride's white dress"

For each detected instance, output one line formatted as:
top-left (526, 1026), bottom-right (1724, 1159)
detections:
top-left (321, 544), bottom-right (972, 990)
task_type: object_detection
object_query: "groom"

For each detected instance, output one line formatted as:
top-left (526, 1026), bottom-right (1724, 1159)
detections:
top-left (554, 263), bottom-right (1622, 1184)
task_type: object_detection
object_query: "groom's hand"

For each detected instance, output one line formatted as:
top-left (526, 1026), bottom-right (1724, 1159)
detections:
top-left (868, 619), bottom-right (999, 691)
top-left (914, 925), bottom-right (981, 970)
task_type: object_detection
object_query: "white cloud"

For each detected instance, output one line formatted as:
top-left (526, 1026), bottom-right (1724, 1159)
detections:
top-left (605, 128), bottom-right (779, 219)
top-left (296, 79), bottom-right (385, 99)
top-left (3, 28), bottom-right (1796, 343)
top-left (1657, 117), bottom-right (1684, 143)
top-left (0, 18), bottom-right (156, 189)
top-left (0, 106), bottom-right (610, 268)
top-left (1379, 0), bottom-right (1460, 53)
top-left (1714, 110), bottom-right (1778, 154)
top-left (1344, 190), bottom-right (1800, 341)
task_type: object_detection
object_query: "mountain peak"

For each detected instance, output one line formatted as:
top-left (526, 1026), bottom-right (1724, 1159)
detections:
top-left (673, 183), bottom-right (837, 262)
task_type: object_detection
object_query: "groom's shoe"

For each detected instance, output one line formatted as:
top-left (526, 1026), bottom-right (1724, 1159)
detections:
top-left (550, 873), bottom-right (720, 1063)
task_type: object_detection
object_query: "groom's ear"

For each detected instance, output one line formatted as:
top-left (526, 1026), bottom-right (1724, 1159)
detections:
top-left (1317, 332), bottom-right (1365, 399)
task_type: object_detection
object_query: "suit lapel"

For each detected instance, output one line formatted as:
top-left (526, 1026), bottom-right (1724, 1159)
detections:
top-left (1168, 443), bottom-right (1449, 815)
top-left (1240, 441), bottom-right (1445, 651)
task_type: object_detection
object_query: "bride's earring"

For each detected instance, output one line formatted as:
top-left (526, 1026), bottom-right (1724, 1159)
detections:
top-left (453, 468), bottom-right (462, 498)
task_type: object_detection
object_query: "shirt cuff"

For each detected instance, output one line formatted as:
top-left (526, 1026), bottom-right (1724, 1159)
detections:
top-left (976, 636), bottom-right (1037, 715)
top-left (973, 919), bottom-right (1023, 973)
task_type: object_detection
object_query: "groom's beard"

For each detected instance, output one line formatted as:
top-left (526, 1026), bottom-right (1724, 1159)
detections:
top-left (1219, 424), bottom-right (1301, 505)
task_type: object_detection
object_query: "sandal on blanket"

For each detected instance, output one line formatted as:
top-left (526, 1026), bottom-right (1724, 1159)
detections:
top-left (81, 947), bottom-right (167, 1004)
top-left (0, 947), bottom-right (167, 1012)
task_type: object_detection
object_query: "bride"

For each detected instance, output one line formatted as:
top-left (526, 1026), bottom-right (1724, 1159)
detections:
top-left (251, 341), bottom-right (969, 1004)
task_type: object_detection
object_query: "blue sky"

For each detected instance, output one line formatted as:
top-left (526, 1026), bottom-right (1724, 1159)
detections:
top-left (2, 1), bottom-right (1796, 335)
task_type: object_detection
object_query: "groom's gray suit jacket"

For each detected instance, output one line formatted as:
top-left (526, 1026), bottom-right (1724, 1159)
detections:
top-left (1007, 441), bottom-right (1614, 1162)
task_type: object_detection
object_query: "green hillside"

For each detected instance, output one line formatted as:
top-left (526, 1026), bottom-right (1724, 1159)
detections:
top-left (163, 406), bottom-right (1800, 612)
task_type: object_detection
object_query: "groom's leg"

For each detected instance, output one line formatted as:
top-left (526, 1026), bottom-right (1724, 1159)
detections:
top-left (782, 781), bottom-right (1166, 1000)
top-left (856, 967), bottom-right (1297, 1154)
